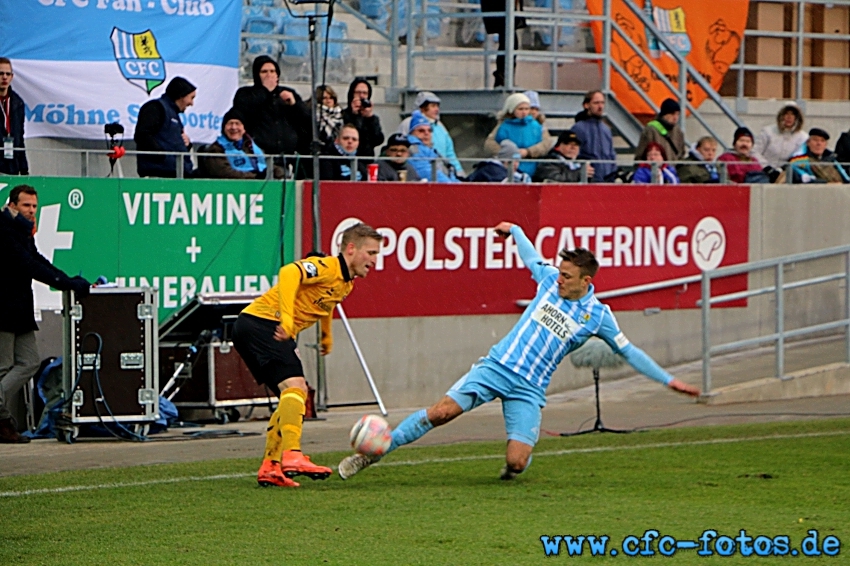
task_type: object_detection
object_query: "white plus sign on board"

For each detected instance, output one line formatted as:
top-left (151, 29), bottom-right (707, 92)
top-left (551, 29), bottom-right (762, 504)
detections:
top-left (186, 236), bottom-right (202, 263)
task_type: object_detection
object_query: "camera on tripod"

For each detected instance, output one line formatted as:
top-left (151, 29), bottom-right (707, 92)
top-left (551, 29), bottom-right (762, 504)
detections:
top-left (104, 122), bottom-right (124, 140)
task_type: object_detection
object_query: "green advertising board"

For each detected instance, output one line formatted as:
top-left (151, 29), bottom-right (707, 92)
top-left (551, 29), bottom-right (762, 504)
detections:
top-left (0, 177), bottom-right (296, 321)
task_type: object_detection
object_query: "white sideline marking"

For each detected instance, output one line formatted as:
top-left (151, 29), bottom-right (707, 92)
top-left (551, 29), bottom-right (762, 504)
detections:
top-left (1, 430), bottom-right (847, 498)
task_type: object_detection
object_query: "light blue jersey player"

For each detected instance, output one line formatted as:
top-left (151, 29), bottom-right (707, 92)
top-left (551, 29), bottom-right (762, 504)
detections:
top-left (338, 222), bottom-right (700, 481)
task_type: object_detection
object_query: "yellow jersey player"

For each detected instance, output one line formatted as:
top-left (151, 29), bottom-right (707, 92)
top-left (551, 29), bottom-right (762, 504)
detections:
top-left (233, 223), bottom-right (383, 487)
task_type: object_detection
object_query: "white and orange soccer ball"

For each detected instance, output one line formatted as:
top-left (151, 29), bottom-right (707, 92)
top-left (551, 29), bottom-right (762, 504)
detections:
top-left (349, 415), bottom-right (392, 457)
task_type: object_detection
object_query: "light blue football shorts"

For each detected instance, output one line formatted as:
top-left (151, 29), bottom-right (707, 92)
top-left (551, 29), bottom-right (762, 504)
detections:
top-left (446, 357), bottom-right (547, 446)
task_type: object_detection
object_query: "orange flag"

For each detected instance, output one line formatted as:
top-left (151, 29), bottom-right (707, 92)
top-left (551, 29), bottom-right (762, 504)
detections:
top-left (586, 0), bottom-right (749, 116)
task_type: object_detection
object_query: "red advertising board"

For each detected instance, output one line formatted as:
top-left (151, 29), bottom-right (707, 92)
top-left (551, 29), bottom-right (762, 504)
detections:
top-left (304, 183), bottom-right (749, 318)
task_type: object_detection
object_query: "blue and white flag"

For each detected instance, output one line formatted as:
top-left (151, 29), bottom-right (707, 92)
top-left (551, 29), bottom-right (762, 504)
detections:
top-left (0, 0), bottom-right (241, 142)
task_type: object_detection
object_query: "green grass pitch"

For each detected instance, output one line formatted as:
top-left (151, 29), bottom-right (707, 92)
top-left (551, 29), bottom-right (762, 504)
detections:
top-left (1, 418), bottom-right (848, 565)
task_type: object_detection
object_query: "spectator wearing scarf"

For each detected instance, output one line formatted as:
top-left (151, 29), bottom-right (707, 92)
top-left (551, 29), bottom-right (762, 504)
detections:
top-left (200, 108), bottom-right (283, 179)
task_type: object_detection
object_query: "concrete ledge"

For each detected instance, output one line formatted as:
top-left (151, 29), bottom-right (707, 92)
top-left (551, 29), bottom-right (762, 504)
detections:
top-left (698, 362), bottom-right (850, 405)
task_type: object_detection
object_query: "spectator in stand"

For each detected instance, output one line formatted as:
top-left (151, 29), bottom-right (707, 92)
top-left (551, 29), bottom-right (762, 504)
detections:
top-left (677, 136), bottom-right (720, 184)
top-left (134, 76), bottom-right (196, 178)
top-left (752, 102), bottom-right (807, 177)
top-left (0, 58), bottom-right (28, 176)
top-left (407, 111), bottom-right (458, 183)
top-left (633, 142), bottom-right (680, 184)
top-left (481, 0), bottom-right (524, 87)
top-left (233, 56), bottom-right (312, 174)
top-left (320, 124), bottom-right (368, 181)
top-left (572, 90), bottom-right (617, 182)
top-left (398, 91), bottom-right (464, 177)
top-left (634, 98), bottom-right (686, 164)
top-left (534, 130), bottom-right (593, 183)
top-left (199, 108), bottom-right (284, 180)
top-left (717, 127), bottom-right (764, 183)
top-left (342, 78), bottom-right (384, 161)
top-left (484, 93), bottom-right (552, 179)
top-left (377, 133), bottom-right (420, 182)
top-left (523, 90), bottom-right (545, 127)
top-left (315, 85), bottom-right (343, 145)
top-left (466, 140), bottom-right (531, 183)
top-left (786, 128), bottom-right (850, 184)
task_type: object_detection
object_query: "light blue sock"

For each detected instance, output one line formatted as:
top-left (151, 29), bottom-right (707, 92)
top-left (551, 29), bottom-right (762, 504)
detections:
top-left (388, 409), bottom-right (433, 453)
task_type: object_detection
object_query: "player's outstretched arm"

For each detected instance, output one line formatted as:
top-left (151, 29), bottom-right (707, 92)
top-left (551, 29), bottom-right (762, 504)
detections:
top-left (494, 222), bottom-right (554, 283)
top-left (596, 310), bottom-right (700, 397)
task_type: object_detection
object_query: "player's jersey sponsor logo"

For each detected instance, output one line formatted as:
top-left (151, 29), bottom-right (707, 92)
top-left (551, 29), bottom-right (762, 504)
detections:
top-left (303, 262), bottom-right (318, 278)
top-left (531, 300), bottom-right (581, 341)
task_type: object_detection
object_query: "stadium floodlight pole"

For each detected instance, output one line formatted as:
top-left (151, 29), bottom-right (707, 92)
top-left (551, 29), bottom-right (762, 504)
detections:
top-left (561, 339), bottom-right (631, 436)
top-left (282, 0), bottom-right (334, 410)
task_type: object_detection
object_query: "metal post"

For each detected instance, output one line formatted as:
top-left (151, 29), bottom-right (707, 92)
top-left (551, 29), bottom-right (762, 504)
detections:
top-left (505, 0), bottom-right (515, 89)
top-left (176, 152), bottom-right (184, 179)
top-left (701, 270), bottom-right (712, 394)
top-left (580, 161), bottom-right (589, 183)
top-left (719, 161), bottom-right (728, 184)
top-left (651, 161), bottom-right (659, 184)
top-left (336, 305), bottom-right (388, 416)
top-left (736, 32), bottom-right (746, 101)
top-left (845, 252), bottom-right (850, 364)
top-left (351, 157), bottom-right (358, 181)
top-left (796, 0), bottom-right (804, 102)
top-left (775, 262), bottom-right (785, 379)
top-left (678, 56), bottom-right (687, 134)
top-left (602, 0), bottom-right (612, 93)
top-left (406, 0), bottom-right (414, 89)
top-left (785, 163), bottom-right (794, 184)
top-left (81, 151), bottom-right (88, 178)
top-left (430, 158), bottom-right (437, 182)
top-left (390, 0), bottom-right (398, 89)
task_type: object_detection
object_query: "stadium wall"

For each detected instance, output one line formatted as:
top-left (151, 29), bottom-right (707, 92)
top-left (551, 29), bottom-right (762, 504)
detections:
top-left (319, 184), bottom-right (850, 408)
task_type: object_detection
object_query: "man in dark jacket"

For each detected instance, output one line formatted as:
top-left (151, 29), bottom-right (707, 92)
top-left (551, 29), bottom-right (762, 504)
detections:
top-left (233, 56), bottom-right (312, 166)
top-left (342, 78), bottom-right (384, 161)
top-left (534, 130), bottom-right (593, 183)
top-left (319, 124), bottom-right (368, 181)
top-left (0, 185), bottom-right (90, 443)
top-left (134, 76), bottom-right (196, 178)
top-left (377, 133), bottom-right (420, 182)
top-left (677, 136), bottom-right (720, 184)
top-left (572, 90), bottom-right (616, 182)
top-left (0, 58), bottom-right (29, 176)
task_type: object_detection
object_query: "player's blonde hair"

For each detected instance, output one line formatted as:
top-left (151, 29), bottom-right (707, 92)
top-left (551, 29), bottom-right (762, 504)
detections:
top-left (341, 223), bottom-right (382, 248)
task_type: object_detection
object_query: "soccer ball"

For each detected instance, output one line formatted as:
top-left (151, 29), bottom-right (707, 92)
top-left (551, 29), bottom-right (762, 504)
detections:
top-left (349, 415), bottom-right (392, 456)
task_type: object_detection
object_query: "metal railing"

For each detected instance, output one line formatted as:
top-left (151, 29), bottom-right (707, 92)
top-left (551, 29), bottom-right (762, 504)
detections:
top-left (18, 145), bottom-right (850, 185)
top-left (729, 0), bottom-right (850, 103)
top-left (701, 245), bottom-right (850, 394)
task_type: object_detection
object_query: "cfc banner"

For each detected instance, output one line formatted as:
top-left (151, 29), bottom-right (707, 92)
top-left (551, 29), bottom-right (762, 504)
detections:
top-left (306, 183), bottom-right (750, 318)
top-left (1, 176), bottom-right (288, 321)
top-left (0, 0), bottom-right (241, 143)
top-left (586, 0), bottom-right (749, 116)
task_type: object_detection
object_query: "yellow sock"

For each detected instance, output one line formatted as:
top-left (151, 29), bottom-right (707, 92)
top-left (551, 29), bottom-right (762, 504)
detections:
top-left (278, 387), bottom-right (307, 453)
top-left (263, 408), bottom-right (284, 462)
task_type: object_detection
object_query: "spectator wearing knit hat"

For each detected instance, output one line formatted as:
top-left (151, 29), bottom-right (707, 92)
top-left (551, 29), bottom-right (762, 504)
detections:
top-left (534, 129), bottom-right (593, 183)
top-left (199, 108), bottom-right (284, 180)
top-left (484, 93), bottom-right (553, 177)
top-left (134, 76), bottom-right (196, 178)
top-left (786, 127), bottom-right (850, 184)
top-left (406, 111), bottom-right (458, 183)
top-left (717, 127), bottom-right (764, 183)
top-left (398, 91), bottom-right (464, 176)
top-left (752, 102), bottom-right (808, 170)
top-left (634, 97), bottom-right (687, 165)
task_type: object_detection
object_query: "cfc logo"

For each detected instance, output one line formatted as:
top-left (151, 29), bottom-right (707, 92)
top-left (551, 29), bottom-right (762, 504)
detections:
top-left (111, 27), bottom-right (166, 94)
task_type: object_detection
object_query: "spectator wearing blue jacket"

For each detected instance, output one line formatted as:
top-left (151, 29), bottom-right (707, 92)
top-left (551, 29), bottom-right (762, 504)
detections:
top-left (572, 90), bottom-right (617, 182)
top-left (407, 111), bottom-right (458, 183)
top-left (484, 93), bottom-right (552, 177)
top-left (398, 91), bottom-right (464, 177)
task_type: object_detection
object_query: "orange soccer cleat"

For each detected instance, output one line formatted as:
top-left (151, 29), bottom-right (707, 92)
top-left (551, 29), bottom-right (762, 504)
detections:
top-left (257, 460), bottom-right (300, 488)
top-left (280, 450), bottom-right (333, 480)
